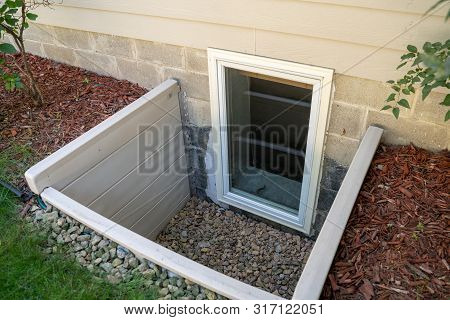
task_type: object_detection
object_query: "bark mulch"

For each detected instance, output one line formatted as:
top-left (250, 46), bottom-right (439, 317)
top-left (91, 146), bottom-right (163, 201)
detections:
top-left (322, 144), bottom-right (449, 300)
top-left (0, 53), bottom-right (146, 156)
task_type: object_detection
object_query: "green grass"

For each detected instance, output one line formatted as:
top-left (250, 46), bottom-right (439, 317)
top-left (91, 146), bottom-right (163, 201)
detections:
top-left (0, 146), bottom-right (158, 299)
top-left (0, 188), bottom-right (158, 299)
top-left (0, 143), bottom-right (36, 186)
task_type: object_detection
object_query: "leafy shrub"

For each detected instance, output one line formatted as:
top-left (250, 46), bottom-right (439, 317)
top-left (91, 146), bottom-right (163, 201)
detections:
top-left (382, 2), bottom-right (450, 121)
top-left (0, 0), bottom-right (53, 106)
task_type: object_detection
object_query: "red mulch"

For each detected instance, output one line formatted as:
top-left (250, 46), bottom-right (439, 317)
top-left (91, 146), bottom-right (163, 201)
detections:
top-left (322, 144), bottom-right (450, 300)
top-left (0, 53), bottom-right (146, 155)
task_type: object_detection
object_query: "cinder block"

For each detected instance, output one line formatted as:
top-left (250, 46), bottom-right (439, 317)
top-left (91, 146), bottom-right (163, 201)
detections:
top-left (135, 39), bottom-right (183, 68)
top-left (24, 40), bottom-right (45, 57)
top-left (136, 61), bottom-right (163, 89)
top-left (317, 187), bottom-right (337, 212)
top-left (185, 97), bottom-right (211, 126)
top-left (117, 58), bottom-right (162, 89)
top-left (74, 50), bottom-right (118, 77)
top-left (53, 27), bottom-right (94, 50)
top-left (324, 134), bottom-right (360, 166)
top-left (414, 91), bottom-right (450, 125)
top-left (320, 157), bottom-right (348, 191)
top-left (185, 48), bottom-right (208, 74)
top-left (92, 33), bottom-right (135, 59)
top-left (327, 103), bottom-right (365, 139)
top-left (163, 67), bottom-right (209, 101)
top-left (24, 23), bottom-right (55, 44)
top-left (116, 57), bottom-right (139, 82)
top-left (334, 74), bottom-right (393, 109)
top-left (42, 44), bottom-right (77, 66)
top-left (366, 110), bottom-right (448, 150)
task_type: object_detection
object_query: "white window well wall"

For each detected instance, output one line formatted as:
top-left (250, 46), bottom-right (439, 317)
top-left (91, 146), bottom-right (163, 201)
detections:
top-left (207, 49), bottom-right (334, 234)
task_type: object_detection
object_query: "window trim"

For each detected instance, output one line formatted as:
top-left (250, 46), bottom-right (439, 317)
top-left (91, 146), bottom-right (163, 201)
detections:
top-left (207, 48), bottom-right (334, 234)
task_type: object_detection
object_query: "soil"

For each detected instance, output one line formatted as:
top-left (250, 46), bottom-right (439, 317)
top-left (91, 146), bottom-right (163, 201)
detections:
top-left (156, 197), bottom-right (315, 299)
top-left (0, 53), bottom-right (146, 187)
top-left (322, 144), bottom-right (450, 300)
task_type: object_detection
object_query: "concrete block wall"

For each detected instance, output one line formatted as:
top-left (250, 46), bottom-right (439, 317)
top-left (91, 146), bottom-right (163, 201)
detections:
top-left (21, 24), bottom-right (449, 236)
top-left (328, 75), bottom-right (449, 166)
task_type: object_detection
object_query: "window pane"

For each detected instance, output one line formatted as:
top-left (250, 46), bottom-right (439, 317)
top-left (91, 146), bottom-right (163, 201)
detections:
top-left (225, 68), bottom-right (312, 213)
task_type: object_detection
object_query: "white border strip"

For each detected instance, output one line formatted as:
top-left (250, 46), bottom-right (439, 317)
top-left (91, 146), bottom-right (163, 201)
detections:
top-left (293, 126), bottom-right (383, 299)
top-left (41, 187), bottom-right (282, 301)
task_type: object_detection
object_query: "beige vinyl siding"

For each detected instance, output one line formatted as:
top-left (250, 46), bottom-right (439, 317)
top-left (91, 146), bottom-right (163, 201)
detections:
top-left (34, 0), bottom-right (450, 82)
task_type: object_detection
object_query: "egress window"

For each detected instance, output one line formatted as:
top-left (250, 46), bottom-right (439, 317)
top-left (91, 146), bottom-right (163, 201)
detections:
top-left (208, 49), bottom-right (333, 234)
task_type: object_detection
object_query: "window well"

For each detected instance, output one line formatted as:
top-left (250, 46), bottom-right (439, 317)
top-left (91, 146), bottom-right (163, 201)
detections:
top-left (208, 49), bottom-right (334, 234)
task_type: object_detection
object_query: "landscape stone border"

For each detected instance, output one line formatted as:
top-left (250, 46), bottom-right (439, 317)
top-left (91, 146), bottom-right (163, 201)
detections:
top-left (24, 201), bottom-right (223, 300)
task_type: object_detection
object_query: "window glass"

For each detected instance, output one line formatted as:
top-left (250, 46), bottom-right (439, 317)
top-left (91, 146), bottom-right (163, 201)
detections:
top-left (225, 68), bottom-right (312, 212)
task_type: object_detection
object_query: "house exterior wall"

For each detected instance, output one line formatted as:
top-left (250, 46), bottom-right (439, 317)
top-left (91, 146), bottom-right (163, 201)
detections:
top-left (22, 24), bottom-right (449, 159)
top-left (32, 0), bottom-right (450, 82)
top-left (18, 0), bottom-right (449, 235)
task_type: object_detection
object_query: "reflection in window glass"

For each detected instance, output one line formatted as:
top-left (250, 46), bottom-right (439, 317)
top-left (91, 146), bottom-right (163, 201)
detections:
top-left (225, 68), bottom-right (312, 213)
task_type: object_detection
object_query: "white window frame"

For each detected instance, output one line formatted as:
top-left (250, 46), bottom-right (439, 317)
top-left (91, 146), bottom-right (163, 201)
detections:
top-left (207, 48), bottom-right (334, 234)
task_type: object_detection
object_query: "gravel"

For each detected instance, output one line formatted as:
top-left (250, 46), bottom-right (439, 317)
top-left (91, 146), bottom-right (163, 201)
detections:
top-left (25, 201), bottom-right (224, 300)
top-left (25, 196), bottom-right (314, 299)
top-left (156, 197), bottom-right (315, 299)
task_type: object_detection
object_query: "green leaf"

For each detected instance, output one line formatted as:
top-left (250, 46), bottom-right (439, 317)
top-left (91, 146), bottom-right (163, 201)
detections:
top-left (15, 0), bottom-right (24, 6)
top-left (432, 42), bottom-right (442, 50)
top-left (381, 105), bottom-right (392, 111)
top-left (386, 93), bottom-right (396, 102)
top-left (5, 16), bottom-right (18, 25)
top-left (5, 0), bottom-right (16, 8)
top-left (445, 110), bottom-right (450, 122)
top-left (392, 107), bottom-right (400, 119)
top-left (402, 88), bottom-right (410, 95)
top-left (4, 76), bottom-right (15, 91)
top-left (397, 61), bottom-right (408, 69)
top-left (386, 80), bottom-right (395, 84)
top-left (412, 56), bottom-right (422, 66)
top-left (423, 42), bottom-right (436, 54)
top-left (26, 13), bottom-right (38, 21)
top-left (431, 80), bottom-right (445, 89)
top-left (421, 74), bottom-right (435, 86)
top-left (0, 42), bottom-right (17, 54)
top-left (401, 52), bottom-right (416, 60)
top-left (407, 45), bottom-right (417, 53)
top-left (417, 71), bottom-right (427, 78)
top-left (15, 78), bottom-right (23, 89)
top-left (6, 8), bottom-right (18, 15)
top-left (440, 94), bottom-right (450, 107)
top-left (392, 85), bottom-right (400, 92)
top-left (398, 99), bottom-right (410, 109)
top-left (422, 85), bottom-right (432, 101)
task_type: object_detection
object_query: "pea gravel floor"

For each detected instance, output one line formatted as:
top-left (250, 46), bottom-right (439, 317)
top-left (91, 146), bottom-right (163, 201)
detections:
top-left (156, 197), bottom-right (315, 299)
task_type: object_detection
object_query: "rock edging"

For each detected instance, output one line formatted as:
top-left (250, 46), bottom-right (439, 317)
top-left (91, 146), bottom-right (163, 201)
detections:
top-left (25, 201), bottom-right (223, 300)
